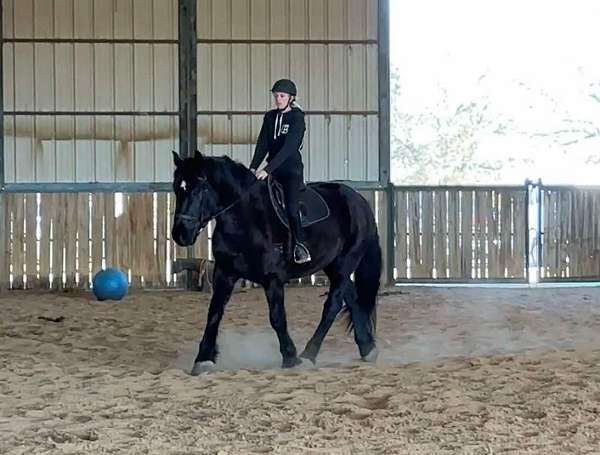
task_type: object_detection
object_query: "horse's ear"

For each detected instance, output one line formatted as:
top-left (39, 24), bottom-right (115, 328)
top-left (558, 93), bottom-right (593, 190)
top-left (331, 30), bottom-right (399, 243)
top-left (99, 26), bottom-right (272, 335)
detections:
top-left (172, 151), bottom-right (183, 167)
top-left (194, 150), bottom-right (203, 162)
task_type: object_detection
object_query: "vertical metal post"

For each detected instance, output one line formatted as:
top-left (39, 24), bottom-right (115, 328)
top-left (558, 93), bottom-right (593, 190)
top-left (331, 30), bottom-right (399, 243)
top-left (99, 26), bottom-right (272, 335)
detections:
top-left (524, 179), bottom-right (530, 283)
top-left (0, 0), bottom-right (5, 190)
top-left (0, 192), bottom-right (5, 290)
top-left (378, 0), bottom-right (393, 285)
top-left (536, 179), bottom-right (543, 281)
top-left (385, 183), bottom-right (395, 285)
top-left (0, 0), bottom-right (6, 290)
top-left (377, 0), bottom-right (390, 186)
top-left (178, 0), bottom-right (197, 159)
top-left (178, 0), bottom-right (198, 289)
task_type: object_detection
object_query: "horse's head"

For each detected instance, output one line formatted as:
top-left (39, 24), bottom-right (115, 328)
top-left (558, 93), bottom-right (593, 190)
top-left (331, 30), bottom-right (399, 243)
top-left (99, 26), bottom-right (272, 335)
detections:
top-left (171, 150), bottom-right (219, 247)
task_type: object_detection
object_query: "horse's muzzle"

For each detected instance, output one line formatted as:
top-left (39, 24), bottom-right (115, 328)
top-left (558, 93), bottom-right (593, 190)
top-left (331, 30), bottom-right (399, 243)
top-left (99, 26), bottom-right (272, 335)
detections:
top-left (172, 213), bottom-right (202, 246)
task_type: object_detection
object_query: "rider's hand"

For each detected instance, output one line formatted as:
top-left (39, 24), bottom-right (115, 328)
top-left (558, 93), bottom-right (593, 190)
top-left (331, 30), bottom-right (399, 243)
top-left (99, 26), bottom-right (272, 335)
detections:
top-left (256, 170), bottom-right (269, 180)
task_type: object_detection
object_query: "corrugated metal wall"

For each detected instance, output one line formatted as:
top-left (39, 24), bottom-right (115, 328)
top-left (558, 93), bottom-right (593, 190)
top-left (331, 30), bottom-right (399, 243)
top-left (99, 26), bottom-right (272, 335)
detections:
top-left (2, 0), bottom-right (380, 184)
top-left (2, 0), bottom-right (179, 184)
top-left (196, 0), bottom-right (380, 182)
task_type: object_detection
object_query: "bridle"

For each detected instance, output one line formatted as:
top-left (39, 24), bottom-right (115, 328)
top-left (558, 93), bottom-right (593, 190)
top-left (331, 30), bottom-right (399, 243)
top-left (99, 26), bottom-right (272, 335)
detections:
top-left (174, 186), bottom-right (208, 225)
top-left (174, 177), bottom-right (261, 226)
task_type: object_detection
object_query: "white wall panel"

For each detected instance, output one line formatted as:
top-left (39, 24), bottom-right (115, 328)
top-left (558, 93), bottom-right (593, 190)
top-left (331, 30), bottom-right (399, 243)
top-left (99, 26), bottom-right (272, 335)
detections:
top-left (270, 0), bottom-right (288, 40)
top-left (94, 0), bottom-right (114, 39)
top-left (308, 0), bottom-right (326, 40)
top-left (3, 44), bottom-right (14, 110)
top-left (2, 0), bottom-right (380, 184)
top-left (3, 118), bottom-right (15, 182)
top-left (2, 0), bottom-right (14, 38)
top-left (348, 0), bottom-right (366, 40)
top-left (250, 44), bottom-right (269, 111)
top-left (269, 44), bottom-right (289, 86)
top-left (211, 44), bottom-right (231, 110)
top-left (192, 0), bottom-right (380, 183)
top-left (328, 0), bottom-right (347, 40)
top-left (133, 44), bottom-right (153, 111)
top-left (250, 0), bottom-right (268, 39)
top-left (367, 116), bottom-right (380, 181)
top-left (35, 44), bottom-right (55, 111)
top-left (14, 44), bottom-right (34, 110)
top-left (212, 0), bottom-right (231, 39)
top-left (328, 115), bottom-right (348, 180)
top-left (55, 45), bottom-right (75, 110)
top-left (289, 0), bottom-right (307, 40)
top-left (231, 0), bottom-right (250, 39)
top-left (74, 0), bottom-right (93, 39)
top-left (75, 117), bottom-right (95, 182)
top-left (36, 116), bottom-right (56, 182)
top-left (55, 118), bottom-right (76, 182)
top-left (231, 44), bottom-right (250, 110)
top-left (328, 45), bottom-right (348, 110)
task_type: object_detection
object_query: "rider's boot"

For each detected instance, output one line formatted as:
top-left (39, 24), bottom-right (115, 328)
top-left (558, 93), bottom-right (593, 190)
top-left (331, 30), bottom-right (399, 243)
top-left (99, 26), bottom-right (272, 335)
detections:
top-left (290, 212), bottom-right (311, 264)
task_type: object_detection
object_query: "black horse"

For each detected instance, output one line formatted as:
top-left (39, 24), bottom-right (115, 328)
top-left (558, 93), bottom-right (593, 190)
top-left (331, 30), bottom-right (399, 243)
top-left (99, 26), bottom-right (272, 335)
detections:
top-left (171, 151), bottom-right (381, 374)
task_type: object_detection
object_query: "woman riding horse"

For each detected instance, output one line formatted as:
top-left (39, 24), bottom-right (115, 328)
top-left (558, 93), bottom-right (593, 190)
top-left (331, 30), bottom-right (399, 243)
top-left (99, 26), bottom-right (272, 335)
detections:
top-left (249, 79), bottom-right (311, 265)
top-left (171, 78), bottom-right (382, 373)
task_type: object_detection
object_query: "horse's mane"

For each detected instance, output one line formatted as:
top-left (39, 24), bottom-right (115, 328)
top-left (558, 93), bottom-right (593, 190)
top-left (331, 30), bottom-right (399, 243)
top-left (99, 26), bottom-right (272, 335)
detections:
top-left (201, 155), bottom-right (257, 197)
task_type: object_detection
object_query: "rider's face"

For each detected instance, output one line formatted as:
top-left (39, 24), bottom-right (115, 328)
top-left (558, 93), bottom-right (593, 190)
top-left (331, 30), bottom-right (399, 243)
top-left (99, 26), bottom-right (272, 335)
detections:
top-left (273, 92), bottom-right (291, 110)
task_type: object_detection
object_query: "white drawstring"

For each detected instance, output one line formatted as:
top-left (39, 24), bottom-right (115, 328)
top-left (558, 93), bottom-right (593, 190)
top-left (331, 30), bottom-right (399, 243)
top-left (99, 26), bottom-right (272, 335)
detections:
top-left (273, 112), bottom-right (284, 139)
top-left (278, 114), bottom-right (284, 137)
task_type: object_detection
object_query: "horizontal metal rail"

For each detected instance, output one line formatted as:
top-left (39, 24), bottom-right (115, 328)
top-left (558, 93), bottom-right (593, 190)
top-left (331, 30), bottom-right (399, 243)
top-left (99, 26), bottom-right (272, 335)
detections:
top-left (4, 110), bottom-right (378, 116)
top-left (4, 38), bottom-right (377, 45)
top-left (2, 180), bottom-right (384, 193)
top-left (393, 184), bottom-right (528, 191)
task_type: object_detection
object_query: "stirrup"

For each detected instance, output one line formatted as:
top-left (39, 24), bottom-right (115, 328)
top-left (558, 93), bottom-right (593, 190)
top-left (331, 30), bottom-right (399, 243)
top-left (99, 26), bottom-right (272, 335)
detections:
top-left (293, 243), bottom-right (311, 264)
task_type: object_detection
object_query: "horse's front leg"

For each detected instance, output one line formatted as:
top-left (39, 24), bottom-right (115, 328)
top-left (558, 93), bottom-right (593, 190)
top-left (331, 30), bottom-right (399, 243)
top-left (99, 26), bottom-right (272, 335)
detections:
top-left (191, 266), bottom-right (238, 376)
top-left (264, 279), bottom-right (302, 368)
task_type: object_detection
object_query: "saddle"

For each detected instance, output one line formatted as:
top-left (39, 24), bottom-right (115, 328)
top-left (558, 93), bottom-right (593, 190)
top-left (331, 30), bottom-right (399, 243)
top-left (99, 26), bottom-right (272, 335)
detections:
top-left (267, 176), bottom-right (330, 229)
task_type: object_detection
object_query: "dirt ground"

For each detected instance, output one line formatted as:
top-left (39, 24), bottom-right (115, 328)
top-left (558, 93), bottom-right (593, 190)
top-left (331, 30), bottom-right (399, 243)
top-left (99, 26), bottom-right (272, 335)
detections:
top-left (2, 285), bottom-right (600, 454)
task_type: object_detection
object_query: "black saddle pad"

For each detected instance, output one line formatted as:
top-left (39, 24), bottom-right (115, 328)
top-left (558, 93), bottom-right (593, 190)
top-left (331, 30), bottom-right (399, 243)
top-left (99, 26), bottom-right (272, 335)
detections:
top-left (267, 177), bottom-right (330, 228)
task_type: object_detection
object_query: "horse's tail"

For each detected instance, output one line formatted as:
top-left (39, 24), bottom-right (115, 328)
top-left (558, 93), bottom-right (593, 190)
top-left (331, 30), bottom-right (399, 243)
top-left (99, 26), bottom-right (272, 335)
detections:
top-left (343, 234), bottom-right (381, 337)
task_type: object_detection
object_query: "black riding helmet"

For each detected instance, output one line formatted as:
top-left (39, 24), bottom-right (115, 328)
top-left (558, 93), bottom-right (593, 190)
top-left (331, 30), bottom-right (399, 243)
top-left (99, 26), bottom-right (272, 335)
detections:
top-left (271, 79), bottom-right (297, 96)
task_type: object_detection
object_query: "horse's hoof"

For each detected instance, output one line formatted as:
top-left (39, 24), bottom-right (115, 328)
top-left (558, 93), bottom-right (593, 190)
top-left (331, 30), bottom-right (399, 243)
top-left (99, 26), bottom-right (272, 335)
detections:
top-left (191, 360), bottom-right (216, 376)
top-left (361, 347), bottom-right (379, 363)
top-left (282, 356), bottom-right (303, 369)
top-left (299, 351), bottom-right (317, 365)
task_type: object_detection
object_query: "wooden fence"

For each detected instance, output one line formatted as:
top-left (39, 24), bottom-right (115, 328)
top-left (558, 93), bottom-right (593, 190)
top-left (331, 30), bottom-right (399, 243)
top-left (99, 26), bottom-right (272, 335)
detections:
top-left (10, 184), bottom-right (600, 289)
top-left (394, 187), bottom-right (528, 281)
top-left (0, 192), bottom-right (207, 290)
top-left (0, 190), bottom-right (388, 290)
top-left (540, 186), bottom-right (600, 280)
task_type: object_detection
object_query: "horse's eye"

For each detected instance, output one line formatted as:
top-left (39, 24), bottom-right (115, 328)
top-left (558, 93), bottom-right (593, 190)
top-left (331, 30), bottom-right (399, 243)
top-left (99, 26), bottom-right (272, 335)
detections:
top-left (197, 175), bottom-right (206, 182)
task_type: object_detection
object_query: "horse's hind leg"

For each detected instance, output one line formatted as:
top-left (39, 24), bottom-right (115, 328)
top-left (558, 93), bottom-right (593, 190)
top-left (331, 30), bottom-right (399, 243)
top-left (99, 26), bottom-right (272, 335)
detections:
top-left (343, 281), bottom-right (377, 361)
top-left (264, 279), bottom-right (302, 368)
top-left (299, 268), bottom-right (350, 364)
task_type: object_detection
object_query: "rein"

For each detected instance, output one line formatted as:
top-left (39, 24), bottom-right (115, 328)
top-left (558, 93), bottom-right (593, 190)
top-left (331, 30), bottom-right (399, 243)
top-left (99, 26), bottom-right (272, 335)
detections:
top-left (212, 198), bottom-right (242, 219)
top-left (174, 172), bottom-right (264, 225)
top-left (207, 177), bottom-right (263, 221)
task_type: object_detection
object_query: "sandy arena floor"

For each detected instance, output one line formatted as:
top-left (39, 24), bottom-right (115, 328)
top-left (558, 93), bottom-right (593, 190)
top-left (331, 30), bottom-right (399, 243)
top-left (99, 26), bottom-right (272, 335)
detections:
top-left (2, 285), bottom-right (600, 454)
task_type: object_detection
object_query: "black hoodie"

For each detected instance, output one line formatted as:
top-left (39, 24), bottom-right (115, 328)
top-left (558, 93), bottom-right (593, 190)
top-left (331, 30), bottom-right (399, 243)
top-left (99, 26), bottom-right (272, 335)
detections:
top-left (249, 107), bottom-right (305, 175)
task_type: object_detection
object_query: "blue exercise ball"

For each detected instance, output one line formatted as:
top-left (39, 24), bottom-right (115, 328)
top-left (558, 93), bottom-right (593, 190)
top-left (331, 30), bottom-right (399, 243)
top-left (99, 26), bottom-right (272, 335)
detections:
top-left (92, 268), bottom-right (129, 301)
